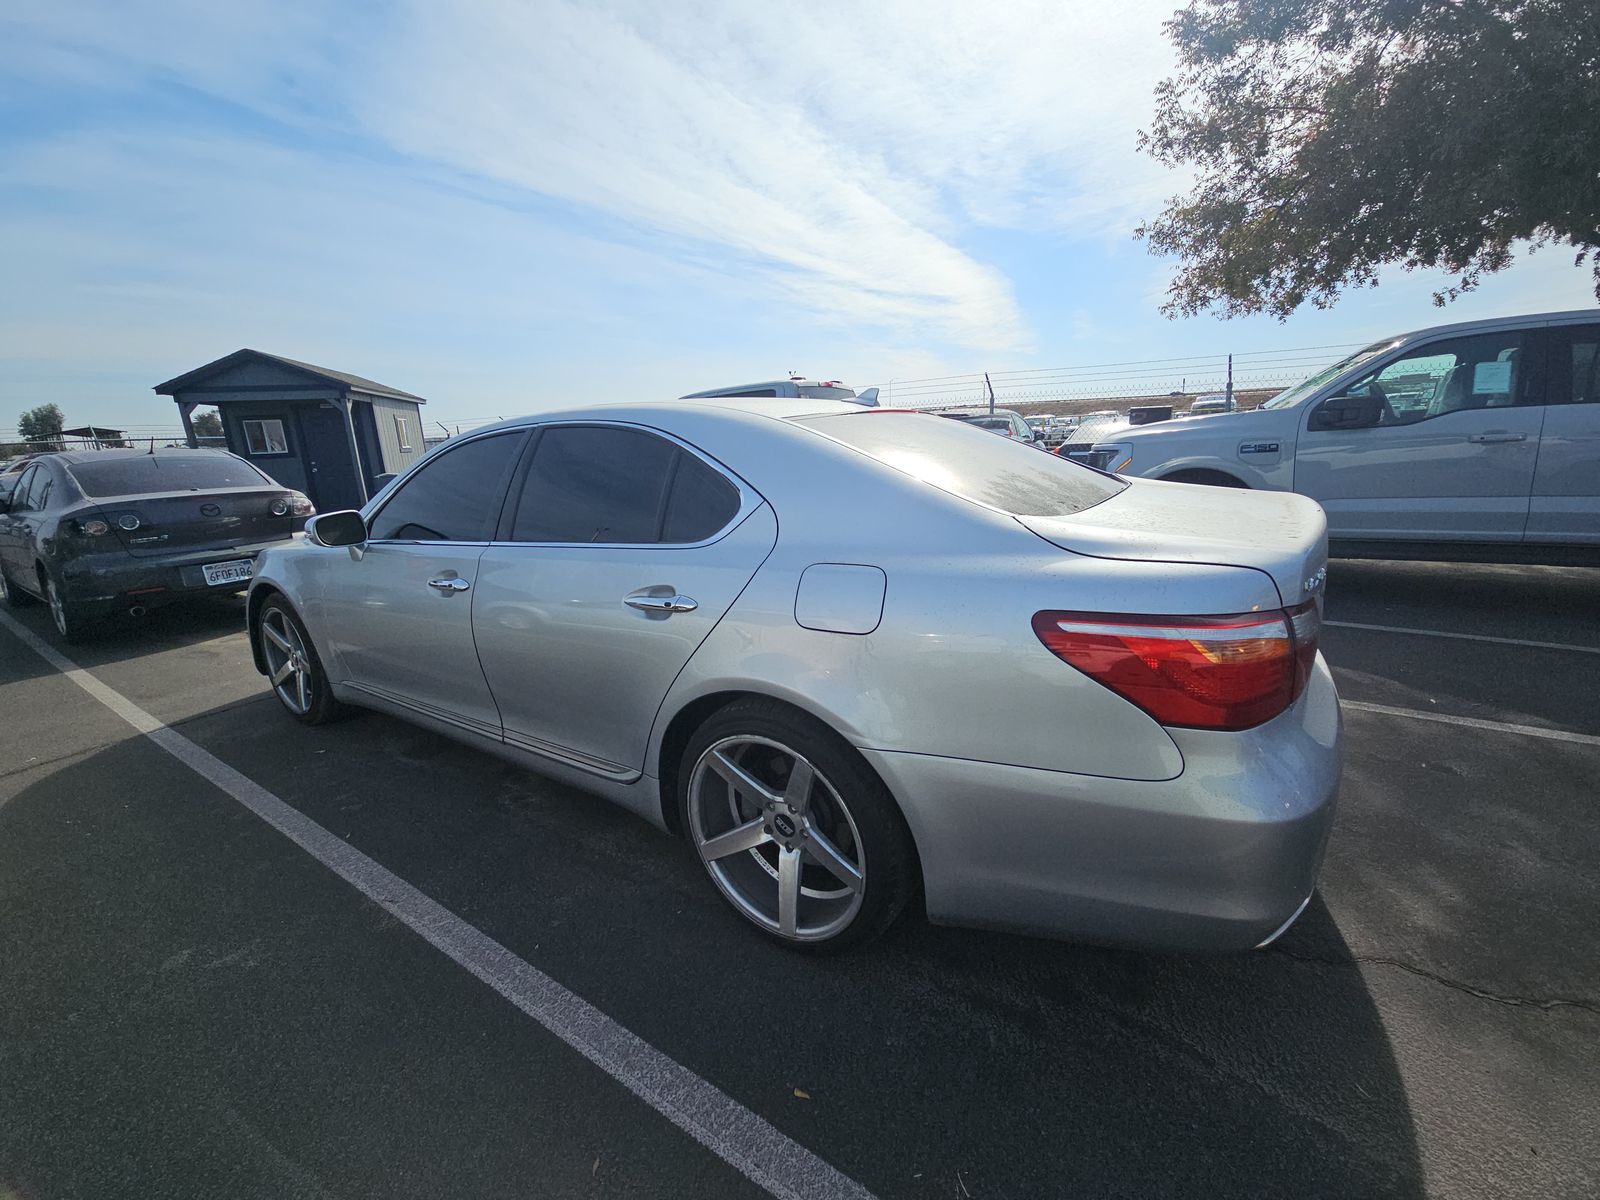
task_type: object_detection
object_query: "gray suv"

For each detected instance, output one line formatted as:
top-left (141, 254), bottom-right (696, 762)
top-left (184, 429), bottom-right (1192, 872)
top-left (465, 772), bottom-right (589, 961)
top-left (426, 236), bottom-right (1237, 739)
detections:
top-left (1086, 310), bottom-right (1600, 563)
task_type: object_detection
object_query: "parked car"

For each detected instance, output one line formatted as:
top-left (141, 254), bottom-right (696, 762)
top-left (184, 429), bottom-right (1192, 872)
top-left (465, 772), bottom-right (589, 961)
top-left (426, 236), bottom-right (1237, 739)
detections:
top-left (1083, 310), bottom-right (1600, 563)
top-left (938, 407), bottom-right (1040, 442)
top-left (1053, 410), bottom-right (1125, 462)
top-left (0, 448), bottom-right (314, 640)
top-left (682, 377), bottom-right (879, 405)
top-left (0, 455), bottom-right (39, 505)
top-left (246, 399), bottom-right (1339, 953)
top-left (1026, 415), bottom-right (1073, 448)
top-left (1187, 394), bottom-right (1237, 416)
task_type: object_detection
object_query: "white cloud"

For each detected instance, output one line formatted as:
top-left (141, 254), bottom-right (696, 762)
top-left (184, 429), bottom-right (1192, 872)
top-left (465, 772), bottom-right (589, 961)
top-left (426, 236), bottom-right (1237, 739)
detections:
top-left (3, 0), bottom-right (1188, 355)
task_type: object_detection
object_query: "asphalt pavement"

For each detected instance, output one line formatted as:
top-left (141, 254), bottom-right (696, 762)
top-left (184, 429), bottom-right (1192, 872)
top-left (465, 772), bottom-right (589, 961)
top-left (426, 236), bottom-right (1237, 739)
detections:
top-left (2, 558), bottom-right (1597, 1199)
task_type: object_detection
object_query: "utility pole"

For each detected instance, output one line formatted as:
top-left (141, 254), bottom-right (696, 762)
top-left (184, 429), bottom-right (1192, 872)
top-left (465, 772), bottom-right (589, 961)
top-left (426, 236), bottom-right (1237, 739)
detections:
top-left (1225, 354), bottom-right (1234, 406)
top-left (985, 372), bottom-right (995, 416)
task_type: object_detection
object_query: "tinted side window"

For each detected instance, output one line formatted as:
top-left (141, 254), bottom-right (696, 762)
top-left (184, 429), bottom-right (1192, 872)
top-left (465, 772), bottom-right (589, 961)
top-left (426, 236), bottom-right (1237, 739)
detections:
top-left (1549, 324), bottom-right (1600, 405)
top-left (512, 426), bottom-right (677, 543)
top-left (10, 466), bottom-right (40, 511)
top-left (369, 433), bottom-right (523, 542)
top-left (662, 452), bottom-right (740, 542)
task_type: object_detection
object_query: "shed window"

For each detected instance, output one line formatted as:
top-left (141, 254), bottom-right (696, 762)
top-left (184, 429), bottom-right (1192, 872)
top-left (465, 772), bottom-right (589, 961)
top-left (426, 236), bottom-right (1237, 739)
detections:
top-left (394, 415), bottom-right (414, 452)
top-left (242, 419), bottom-right (288, 456)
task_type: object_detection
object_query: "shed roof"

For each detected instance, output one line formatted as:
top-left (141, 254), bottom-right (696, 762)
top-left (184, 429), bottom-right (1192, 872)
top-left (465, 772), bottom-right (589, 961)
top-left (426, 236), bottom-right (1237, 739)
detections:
top-left (154, 349), bottom-right (426, 403)
top-left (61, 425), bottom-right (127, 438)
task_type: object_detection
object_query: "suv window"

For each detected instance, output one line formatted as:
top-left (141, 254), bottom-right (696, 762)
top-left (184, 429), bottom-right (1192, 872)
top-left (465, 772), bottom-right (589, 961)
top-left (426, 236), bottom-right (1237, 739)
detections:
top-left (510, 425), bottom-right (739, 544)
top-left (1338, 331), bottom-right (1526, 425)
top-left (796, 411), bottom-right (1127, 516)
top-left (1549, 324), bottom-right (1600, 405)
top-left (369, 432), bottom-right (524, 542)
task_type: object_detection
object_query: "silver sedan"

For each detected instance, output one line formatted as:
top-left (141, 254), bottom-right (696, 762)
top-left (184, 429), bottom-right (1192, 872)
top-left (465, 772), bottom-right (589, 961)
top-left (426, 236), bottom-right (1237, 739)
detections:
top-left (247, 399), bottom-right (1341, 952)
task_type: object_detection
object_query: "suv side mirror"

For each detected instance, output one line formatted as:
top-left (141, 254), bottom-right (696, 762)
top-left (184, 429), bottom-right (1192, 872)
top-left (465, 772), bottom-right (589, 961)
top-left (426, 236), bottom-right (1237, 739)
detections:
top-left (1311, 389), bottom-right (1385, 431)
top-left (306, 510), bottom-right (367, 547)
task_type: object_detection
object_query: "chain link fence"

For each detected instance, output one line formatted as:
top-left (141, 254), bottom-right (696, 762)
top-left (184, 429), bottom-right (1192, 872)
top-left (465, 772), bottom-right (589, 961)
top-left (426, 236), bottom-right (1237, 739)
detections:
top-left (880, 343), bottom-right (1361, 451)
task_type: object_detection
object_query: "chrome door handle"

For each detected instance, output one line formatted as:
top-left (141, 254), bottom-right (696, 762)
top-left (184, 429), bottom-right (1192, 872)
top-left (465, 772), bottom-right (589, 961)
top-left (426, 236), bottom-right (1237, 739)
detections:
top-left (624, 592), bottom-right (698, 614)
top-left (1467, 431), bottom-right (1527, 444)
top-left (428, 575), bottom-right (471, 593)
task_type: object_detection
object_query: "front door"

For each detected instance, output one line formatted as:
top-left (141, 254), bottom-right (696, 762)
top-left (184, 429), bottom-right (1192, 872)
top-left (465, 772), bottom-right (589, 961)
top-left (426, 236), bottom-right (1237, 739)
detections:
top-left (296, 403), bottom-right (366, 514)
top-left (1294, 327), bottom-right (1543, 542)
top-left (316, 429), bottom-right (527, 739)
top-left (472, 423), bottom-right (776, 777)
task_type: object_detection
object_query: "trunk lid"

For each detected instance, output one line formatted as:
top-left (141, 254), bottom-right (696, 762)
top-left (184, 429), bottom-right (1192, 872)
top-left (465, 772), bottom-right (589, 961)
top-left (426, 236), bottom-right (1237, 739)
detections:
top-left (1020, 477), bottom-right (1328, 607)
top-left (96, 487), bottom-right (298, 558)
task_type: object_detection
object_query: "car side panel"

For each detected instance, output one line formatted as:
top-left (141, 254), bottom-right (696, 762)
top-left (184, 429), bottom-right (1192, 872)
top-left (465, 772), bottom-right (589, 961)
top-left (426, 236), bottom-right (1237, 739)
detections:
top-left (654, 530), bottom-right (1287, 786)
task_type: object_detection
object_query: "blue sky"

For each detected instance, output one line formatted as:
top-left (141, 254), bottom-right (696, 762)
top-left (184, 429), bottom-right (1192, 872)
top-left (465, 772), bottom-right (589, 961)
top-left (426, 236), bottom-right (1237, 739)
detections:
top-left (3, 0), bottom-right (1596, 436)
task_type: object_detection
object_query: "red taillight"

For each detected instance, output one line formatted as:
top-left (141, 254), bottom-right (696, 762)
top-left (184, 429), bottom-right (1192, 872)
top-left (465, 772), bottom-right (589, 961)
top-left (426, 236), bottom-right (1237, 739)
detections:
top-left (1031, 601), bottom-right (1320, 732)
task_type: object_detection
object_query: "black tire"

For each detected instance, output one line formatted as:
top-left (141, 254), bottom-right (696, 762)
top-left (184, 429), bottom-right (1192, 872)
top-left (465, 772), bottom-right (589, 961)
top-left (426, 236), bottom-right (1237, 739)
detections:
top-left (0, 560), bottom-right (37, 609)
top-left (40, 565), bottom-right (96, 643)
top-left (256, 596), bottom-right (346, 725)
top-left (678, 698), bottom-right (918, 953)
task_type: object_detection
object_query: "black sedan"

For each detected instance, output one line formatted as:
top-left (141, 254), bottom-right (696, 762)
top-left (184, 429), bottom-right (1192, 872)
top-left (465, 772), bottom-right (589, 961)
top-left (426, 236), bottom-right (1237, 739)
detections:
top-left (0, 449), bottom-right (313, 641)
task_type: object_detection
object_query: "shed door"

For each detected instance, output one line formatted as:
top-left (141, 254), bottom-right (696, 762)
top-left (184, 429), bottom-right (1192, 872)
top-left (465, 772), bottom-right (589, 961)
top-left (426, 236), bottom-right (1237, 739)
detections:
top-left (297, 404), bottom-right (365, 512)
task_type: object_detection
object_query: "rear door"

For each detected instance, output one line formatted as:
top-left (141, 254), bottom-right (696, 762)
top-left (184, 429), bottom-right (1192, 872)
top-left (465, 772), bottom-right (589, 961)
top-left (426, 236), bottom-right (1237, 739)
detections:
top-left (0, 465), bottom-right (43, 583)
top-left (472, 423), bottom-right (775, 778)
top-left (1293, 327), bottom-right (1543, 542)
top-left (317, 430), bottom-right (527, 739)
top-left (1527, 321), bottom-right (1600, 545)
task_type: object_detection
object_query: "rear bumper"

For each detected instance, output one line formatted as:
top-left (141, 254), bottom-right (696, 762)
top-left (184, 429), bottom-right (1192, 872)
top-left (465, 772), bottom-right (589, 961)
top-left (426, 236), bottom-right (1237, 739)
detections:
top-left (864, 656), bottom-right (1342, 952)
top-left (55, 539), bottom-right (295, 611)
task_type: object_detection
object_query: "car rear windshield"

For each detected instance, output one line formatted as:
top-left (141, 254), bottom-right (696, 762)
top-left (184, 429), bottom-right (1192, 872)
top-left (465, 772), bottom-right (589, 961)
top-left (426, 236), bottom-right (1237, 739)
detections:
top-left (67, 454), bottom-right (270, 498)
top-left (795, 412), bottom-right (1126, 516)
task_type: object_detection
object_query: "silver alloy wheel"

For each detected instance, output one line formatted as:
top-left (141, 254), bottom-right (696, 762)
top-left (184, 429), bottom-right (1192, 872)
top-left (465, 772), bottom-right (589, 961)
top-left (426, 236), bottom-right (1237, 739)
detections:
top-left (687, 735), bottom-right (866, 941)
top-left (46, 576), bottom-right (67, 637)
top-left (260, 608), bottom-right (313, 715)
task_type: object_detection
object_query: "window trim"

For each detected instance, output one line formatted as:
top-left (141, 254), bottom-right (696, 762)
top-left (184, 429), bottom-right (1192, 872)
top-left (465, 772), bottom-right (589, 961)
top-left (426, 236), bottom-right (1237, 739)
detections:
top-left (394, 414), bottom-right (414, 452)
top-left (360, 420), bottom-right (759, 551)
top-left (363, 429), bottom-right (530, 547)
top-left (241, 418), bottom-right (290, 457)
top-left (496, 420), bottom-right (758, 550)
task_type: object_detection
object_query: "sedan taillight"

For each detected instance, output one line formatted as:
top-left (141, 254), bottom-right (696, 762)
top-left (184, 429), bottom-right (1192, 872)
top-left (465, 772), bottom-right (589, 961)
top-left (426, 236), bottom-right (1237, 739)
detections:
top-left (1031, 602), bottom-right (1320, 732)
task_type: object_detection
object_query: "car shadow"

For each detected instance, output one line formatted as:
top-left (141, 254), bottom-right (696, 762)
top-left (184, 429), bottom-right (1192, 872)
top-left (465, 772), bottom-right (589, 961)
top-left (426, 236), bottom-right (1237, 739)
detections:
top-left (0, 593), bottom-right (248, 678)
top-left (55, 693), bottom-right (1429, 1200)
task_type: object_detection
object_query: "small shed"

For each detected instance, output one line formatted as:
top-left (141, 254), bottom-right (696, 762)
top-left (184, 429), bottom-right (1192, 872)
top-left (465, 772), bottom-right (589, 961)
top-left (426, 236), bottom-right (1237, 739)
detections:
top-left (154, 349), bottom-right (427, 512)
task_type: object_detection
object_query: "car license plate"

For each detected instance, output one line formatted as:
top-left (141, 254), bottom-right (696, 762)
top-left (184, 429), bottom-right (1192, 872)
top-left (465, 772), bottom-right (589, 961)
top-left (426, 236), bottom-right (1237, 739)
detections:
top-left (201, 558), bottom-right (254, 587)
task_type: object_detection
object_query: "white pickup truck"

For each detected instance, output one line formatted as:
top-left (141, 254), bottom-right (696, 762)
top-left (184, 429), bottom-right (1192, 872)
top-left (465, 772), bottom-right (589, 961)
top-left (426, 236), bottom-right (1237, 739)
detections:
top-left (1083, 310), bottom-right (1600, 564)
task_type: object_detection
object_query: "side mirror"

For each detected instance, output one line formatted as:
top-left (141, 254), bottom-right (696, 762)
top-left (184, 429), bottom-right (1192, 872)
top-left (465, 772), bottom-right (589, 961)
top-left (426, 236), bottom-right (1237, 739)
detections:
top-left (1311, 389), bottom-right (1385, 431)
top-left (306, 510), bottom-right (367, 547)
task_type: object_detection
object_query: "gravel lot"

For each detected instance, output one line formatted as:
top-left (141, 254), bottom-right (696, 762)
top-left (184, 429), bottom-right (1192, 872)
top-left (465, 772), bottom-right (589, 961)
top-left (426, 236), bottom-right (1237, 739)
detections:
top-left (2, 559), bottom-right (1596, 1199)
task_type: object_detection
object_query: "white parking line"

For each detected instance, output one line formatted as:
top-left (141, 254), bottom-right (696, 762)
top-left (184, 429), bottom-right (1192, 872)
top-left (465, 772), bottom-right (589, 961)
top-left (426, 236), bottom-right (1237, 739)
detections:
top-left (1325, 620), bottom-right (1600, 656)
top-left (1341, 699), bottom-right (1600, 747)
top-left (0, 611), bottom-right (875, 1200)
